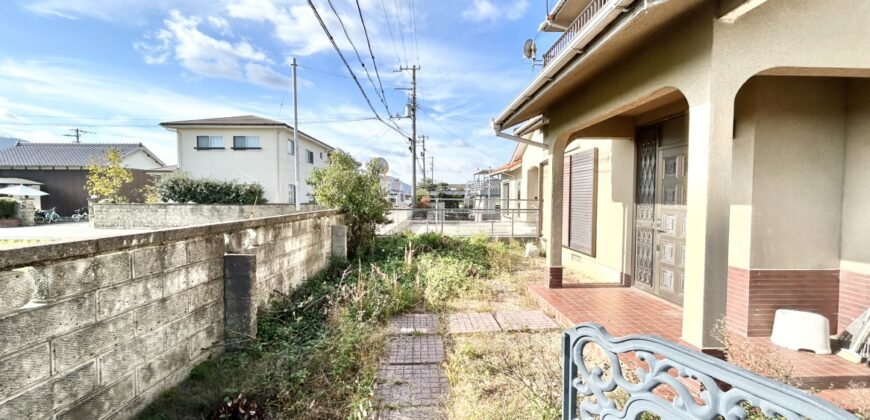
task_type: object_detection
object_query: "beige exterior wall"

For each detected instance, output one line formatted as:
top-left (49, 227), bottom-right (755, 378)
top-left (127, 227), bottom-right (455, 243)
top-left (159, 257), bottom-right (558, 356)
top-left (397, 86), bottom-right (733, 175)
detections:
top-left (530, 0), bottom-right (870, 347)
top-left (175, 127), bottom-right (330, 204)
top-left (841, 79), bottom-right (870, 275)
top-left (120, 150), bottom-right (163, 170)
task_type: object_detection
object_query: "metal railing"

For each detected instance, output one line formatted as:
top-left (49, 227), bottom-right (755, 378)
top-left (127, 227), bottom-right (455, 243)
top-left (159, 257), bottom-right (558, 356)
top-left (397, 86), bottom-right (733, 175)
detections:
top-left (543, 0), bottom-right (609, 67)
top-left (378, 198), bottom-right (541, 238)
top-left (563, 324), bottom-right (855, 419)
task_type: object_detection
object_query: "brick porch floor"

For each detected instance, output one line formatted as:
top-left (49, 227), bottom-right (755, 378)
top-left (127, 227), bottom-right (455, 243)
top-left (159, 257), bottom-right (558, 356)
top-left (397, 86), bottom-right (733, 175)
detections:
top-left (529, 281), bottom-right (870, 411)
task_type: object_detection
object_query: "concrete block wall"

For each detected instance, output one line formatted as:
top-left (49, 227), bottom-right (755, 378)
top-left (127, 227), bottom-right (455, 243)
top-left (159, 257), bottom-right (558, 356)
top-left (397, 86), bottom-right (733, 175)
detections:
top-left (90, 203), bottom-right (325, 229)
top-left (0, 209), bottom-right (343, 419)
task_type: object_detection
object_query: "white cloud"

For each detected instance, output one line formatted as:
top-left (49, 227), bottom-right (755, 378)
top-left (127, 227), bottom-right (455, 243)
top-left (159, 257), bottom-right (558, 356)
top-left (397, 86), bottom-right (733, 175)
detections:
top-left (134, 9), bottom-right (297, 89)
top-left (461, 0), bottom-right (529, 23)
top-left (245, 63), bottom-right (290, 89)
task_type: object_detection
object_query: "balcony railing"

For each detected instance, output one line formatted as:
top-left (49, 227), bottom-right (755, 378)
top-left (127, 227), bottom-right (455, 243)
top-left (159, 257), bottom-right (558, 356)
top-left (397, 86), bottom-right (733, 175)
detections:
top-left (542, 0), bottom-right (609, 68)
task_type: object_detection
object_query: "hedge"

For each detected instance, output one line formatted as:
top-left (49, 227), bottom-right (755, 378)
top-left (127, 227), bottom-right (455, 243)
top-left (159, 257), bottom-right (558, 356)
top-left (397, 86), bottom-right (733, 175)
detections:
top-left (155, 173), bottom-right (267, 204)
top-left (0, 198), bottom-right (17, 219)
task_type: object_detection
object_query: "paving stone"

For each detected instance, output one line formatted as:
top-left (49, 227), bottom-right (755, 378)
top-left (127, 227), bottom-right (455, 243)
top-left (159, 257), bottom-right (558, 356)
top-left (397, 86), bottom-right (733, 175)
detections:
top-left (385, 336), bottom-right (444, 365)
top-left (446, 312), bottom-right (500, 334)
top-left (388, 314), bottom-right (440, 335)
top-left (375, 363), bottom-right (448, 407)
top-left (372, 407), bottom-right (445, 419)
top-left (495, 310), bottom-right (558, 331)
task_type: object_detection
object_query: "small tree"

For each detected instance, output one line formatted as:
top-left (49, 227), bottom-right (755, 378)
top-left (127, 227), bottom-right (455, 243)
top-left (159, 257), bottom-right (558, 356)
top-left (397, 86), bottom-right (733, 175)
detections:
top-left (307, 151), bottom-right (389, 257)
top-left (85, 148), bottom-right (133, 203)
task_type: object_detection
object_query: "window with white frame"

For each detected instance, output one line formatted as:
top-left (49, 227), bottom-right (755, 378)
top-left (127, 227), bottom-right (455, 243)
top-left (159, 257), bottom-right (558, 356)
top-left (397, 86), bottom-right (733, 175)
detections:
top-left (319, 152), bottom-right (323, 160)
top-left (288, 139), bottom-right (296, 155)
top-left (196, 135), bottom-right (224, 149)
top-left (233, 136), bottom-right (261, 149)
top-left (288, 184), bottom-right (296, 204)
top-left (305, 149), bottom-right (314, 164)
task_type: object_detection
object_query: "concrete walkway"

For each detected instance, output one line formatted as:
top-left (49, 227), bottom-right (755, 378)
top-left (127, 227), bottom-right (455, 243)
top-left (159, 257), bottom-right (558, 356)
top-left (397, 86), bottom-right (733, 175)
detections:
top-left (374, 314), bottom-right (448, 419)
top-left (0, 222), bottom-right (150, 241)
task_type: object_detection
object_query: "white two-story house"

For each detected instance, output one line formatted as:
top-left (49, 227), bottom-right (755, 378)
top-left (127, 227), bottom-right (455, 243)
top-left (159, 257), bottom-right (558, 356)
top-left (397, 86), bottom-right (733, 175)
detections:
top-left (160, 115), bottom-right (333, 204)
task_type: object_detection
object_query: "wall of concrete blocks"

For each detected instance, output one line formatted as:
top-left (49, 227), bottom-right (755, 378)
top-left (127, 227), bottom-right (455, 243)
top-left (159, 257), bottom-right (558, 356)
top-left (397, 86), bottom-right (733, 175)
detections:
top-left (0, 209), bottom-right (344, 419)
top-left (90, 203), bottom-right (325, 229)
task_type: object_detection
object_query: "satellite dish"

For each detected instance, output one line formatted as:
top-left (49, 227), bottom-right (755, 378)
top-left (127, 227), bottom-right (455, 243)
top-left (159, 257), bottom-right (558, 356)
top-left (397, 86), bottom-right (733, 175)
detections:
top-left (523, 39), bottom-right (537, 60)
top-left (372, 157), bottom-right (389, 174)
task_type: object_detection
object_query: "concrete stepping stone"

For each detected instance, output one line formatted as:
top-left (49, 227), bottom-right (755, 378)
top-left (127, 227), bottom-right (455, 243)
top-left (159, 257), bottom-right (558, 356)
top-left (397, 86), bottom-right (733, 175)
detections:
top-left (388, 314), bottom-right (440, 335)
top-left (374, 363), bottom-right (449, 408)
top-left (385, 335), bottom-right (445, 365)
top-left (372, 407), bottom-right (445, 419)
top-left (446, 312), bottom-right (501, 334)
top-left (495, 310), bottom-right (559, 331)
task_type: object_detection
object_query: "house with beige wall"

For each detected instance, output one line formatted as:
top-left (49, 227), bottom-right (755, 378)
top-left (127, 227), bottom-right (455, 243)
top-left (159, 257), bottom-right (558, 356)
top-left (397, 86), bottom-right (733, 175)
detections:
top-left (160, 116), bottom-right (333, 205)
top-left (492, 0), bottom-right (870, 365)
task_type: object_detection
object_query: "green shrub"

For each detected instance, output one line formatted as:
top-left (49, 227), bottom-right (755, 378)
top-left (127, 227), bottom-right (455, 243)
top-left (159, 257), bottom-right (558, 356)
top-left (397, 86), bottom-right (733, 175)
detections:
top-left (155, 172), bottom-right (267, 204)
top-left (0, 198), bottom-right (17, 219)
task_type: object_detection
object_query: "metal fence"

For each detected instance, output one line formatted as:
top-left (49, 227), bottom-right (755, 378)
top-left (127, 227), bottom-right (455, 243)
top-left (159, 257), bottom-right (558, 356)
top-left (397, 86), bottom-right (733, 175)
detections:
top-left (378, 198), bottom-right (541, 238)
top-left (563, 323), bottom-right (855, 420)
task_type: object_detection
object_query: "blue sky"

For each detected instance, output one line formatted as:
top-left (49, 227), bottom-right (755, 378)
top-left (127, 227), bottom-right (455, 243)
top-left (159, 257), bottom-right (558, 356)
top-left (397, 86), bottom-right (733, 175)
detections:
top-left (0, 0), bottom-right (555, 184)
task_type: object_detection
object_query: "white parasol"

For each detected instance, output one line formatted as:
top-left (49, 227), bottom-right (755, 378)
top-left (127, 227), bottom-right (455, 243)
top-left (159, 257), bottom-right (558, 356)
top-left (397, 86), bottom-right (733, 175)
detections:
top-left (0, 184), bottom-right (49, 197)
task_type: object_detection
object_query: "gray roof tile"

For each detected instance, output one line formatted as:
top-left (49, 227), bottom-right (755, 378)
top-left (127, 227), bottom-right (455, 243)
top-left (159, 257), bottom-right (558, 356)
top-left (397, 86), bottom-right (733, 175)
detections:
top-left (0, 142), bottom-right (158, 167)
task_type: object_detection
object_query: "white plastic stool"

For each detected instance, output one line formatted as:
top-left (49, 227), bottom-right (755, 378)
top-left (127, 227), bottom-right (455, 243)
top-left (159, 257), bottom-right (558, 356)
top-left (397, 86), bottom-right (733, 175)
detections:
top-left (770, 309), bottom-right (832, 355)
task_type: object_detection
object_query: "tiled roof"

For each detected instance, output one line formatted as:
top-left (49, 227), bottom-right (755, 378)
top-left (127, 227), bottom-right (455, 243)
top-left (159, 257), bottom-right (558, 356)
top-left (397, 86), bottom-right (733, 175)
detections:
top-left (160, 115), bottom-right (289, 127)
top-left (0, 142), bottom-right (162, 167)
top-left (160, 115), bottom-right (334, 151)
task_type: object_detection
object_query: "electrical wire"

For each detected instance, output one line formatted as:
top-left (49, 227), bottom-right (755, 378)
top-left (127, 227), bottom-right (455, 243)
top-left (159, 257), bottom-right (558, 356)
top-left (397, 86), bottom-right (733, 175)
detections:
top-left (325, 0), bottom-right (392, 117)
top-left (379, 0), bottom-right (403, 67)
top-left (306, 0), bottom-right (409, 139)
top-left (411, 0), bottom-right (420, 65)
top-left (297, 64), bottom-right (352, 79)
top-left (354, 0), bottom-right (390, 113)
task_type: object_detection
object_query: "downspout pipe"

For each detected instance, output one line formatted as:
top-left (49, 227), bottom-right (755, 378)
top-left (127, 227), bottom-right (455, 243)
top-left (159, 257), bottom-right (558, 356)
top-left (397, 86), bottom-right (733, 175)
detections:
top-left (492, 117), bottom-right (549, 149)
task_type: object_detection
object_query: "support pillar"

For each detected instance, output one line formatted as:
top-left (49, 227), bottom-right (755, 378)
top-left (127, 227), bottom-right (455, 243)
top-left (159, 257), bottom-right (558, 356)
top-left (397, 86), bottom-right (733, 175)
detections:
top-left (681, 100), bottom-right (733, 349)
top-left (546, 139), bottom-right (566, 288)
top-left (224, 254), bottom-right (257, 350)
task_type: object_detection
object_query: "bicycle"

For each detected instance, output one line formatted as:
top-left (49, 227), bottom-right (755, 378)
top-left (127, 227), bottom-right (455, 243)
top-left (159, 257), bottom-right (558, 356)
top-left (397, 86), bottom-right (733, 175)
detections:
top-left (71, 207), bottom-right (89, 222)
top-left (34, 207), bottom-right (61, 224)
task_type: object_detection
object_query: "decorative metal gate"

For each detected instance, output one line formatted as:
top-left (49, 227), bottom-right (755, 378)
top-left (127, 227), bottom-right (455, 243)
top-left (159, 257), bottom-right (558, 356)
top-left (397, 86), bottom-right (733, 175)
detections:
top-left (562, 324), bottom-right (855, 419)
top-left (634, 126), bottom-right (658, 290)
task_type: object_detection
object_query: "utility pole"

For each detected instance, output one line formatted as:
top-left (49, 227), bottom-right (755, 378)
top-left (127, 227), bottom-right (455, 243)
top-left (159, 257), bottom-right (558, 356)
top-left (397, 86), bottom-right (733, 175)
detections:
top-left (430, 156), bottom-right (434, 184)
top-left (64, 128), bottom-right (95, 143)
top-left (292, 57), bottom-right (301, 211)
top-left (396, 65), bottom-right (420, 207)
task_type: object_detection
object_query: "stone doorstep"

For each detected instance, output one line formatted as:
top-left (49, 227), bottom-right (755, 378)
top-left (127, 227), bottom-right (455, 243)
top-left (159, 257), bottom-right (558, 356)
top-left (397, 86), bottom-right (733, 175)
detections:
top-left (374, 363), bottom-right (449, 408)
top-left (387, 314), bottom-right (440, 335)
top-left (384, 336), bottom-right (445, 365)
top-left (445, 312), bottom-right (500, 334)
top-left (494, 310), bottom-right (559, 332)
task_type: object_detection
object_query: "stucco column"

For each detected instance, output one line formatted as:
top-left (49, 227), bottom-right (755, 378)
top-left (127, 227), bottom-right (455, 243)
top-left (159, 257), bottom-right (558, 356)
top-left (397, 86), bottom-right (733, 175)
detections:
top-left (546, 140), bottom-right (566, 288)
top-left (681, 100), bottom-right (733, 349)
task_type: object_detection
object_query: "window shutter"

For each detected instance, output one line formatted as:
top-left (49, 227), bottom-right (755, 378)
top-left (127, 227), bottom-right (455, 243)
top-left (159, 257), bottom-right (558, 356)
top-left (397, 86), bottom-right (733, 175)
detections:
top-left (569, 148), bottom-right (597, 256)
top-left (562, 156), bottom-right (571, 247)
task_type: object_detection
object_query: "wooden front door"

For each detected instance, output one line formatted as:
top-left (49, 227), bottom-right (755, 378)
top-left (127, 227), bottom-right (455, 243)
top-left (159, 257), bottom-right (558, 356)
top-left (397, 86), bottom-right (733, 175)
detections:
top-left (634, 117), bottom-right (687, 305)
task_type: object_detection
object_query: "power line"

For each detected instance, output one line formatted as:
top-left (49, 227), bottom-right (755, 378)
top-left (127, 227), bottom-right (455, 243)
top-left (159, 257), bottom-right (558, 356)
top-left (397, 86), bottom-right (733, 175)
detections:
top-left (297, 64), bottom-right (352, 79)
top-left (411, 0), bottom-right (420, 65)
top-left (325, 0), bottom-right (392, 117)
top-left (392, 0), bottom-right (408, 64)
top-left (354, 0), bottom-right (390, 112)
top-left (379, 0), bottom-right (403, 67)
top-left (0, 116), bottom-right (379, 127)
top-left (306, 0), bottom-right (409, 139)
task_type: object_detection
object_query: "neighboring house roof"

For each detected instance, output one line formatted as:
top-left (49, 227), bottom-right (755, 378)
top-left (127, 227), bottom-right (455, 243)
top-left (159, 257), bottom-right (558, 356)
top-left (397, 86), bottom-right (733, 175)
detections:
top-left (160, 115), bottom-right (335, 151)
top-left (490, 159), bottom-right (522, 175)
top-left (147, 164), bottom-right (178, 173)
top-left (0, 142), bottom-right (166, 168)
top-left (0, 137), bottom-right (26, 151)
top-left (0, 177), bottom-right (42, 185)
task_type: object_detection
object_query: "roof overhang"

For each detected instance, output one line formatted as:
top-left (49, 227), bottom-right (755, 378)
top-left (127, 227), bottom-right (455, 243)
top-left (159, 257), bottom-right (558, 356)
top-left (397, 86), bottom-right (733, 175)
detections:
top-left (160, 123), bottom-right (335, 151)
top-left (495, 0), bottom-right (703, 131)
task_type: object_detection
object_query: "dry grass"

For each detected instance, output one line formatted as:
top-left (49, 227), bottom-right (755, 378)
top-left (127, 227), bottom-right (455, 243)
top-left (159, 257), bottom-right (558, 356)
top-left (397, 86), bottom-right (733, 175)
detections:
top-left (442, 248), bottom-right (563, 419)
top-left (713, 319), bottom-right (801, 388)
top-left (445, 332), bottom-right (562, 420)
